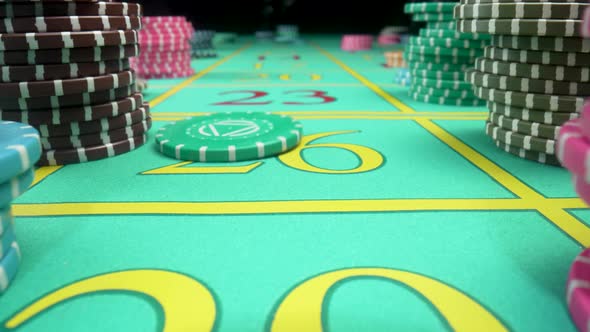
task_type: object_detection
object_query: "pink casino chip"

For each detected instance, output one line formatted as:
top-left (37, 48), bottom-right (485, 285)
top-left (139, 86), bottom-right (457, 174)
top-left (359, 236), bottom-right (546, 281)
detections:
top-left (378, 34), bottom-right (401, 45)
top-left (557, 119), bottom-right (589, 176)
top-left (567, 248), bottom-right (590, 332)
top-left (341, 35), bottom-right (374, 51)
top-left (579, 101), bottom-right (590, 138)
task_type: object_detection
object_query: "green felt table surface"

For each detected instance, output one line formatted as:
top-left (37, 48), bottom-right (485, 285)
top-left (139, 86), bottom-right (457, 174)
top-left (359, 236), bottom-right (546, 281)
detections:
top-left (1, 36), bottom-right (586, 332)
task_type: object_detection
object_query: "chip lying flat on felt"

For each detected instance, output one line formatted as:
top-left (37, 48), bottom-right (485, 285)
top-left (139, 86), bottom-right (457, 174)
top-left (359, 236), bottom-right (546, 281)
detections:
top-left (156, 112), bottom-right (304, 163)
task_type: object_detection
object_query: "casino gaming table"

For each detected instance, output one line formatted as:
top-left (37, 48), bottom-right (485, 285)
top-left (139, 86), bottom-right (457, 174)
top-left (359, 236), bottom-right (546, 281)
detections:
top-left (1, 36), bottom-right (586, 332)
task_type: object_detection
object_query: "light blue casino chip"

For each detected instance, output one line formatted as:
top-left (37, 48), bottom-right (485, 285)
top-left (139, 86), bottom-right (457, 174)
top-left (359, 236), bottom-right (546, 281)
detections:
top-left (0, 206), bottom-right (13, 238)
top-left (0, 241), bottom-right (21, 294)
top-left (0, 168), bottom-right (34, 208)
top-left (0, 121), bottom-right (41, 184)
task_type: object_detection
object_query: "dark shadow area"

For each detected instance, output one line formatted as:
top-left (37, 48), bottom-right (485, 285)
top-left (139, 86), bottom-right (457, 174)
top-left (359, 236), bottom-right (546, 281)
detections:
top-left (135, 0), bottom-right (430, 34)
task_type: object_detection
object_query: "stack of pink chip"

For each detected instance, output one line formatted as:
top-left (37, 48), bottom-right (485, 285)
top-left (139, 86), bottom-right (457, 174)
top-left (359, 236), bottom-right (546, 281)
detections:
top-left (132, 16), bottom-right (195, 79)
top-left (558, 100), bottom-right (590, 202)
top-left (341, 35), bottom-right (374, 51)
top-left (558, 8), bottom-right (590, 205)
top-left (563, 11), bottom-right (590, 332)
top-left (378, 34), bottom-right (401, 46)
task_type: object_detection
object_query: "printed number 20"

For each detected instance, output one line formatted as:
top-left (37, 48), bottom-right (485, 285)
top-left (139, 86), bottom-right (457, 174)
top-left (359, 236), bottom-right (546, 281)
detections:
top-left (213, 90), bottom-right (336, 105)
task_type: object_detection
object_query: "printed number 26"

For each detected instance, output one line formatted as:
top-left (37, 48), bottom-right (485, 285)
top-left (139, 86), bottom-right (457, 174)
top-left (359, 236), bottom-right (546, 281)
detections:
top-left (213, 90), bottom-right (336, 105)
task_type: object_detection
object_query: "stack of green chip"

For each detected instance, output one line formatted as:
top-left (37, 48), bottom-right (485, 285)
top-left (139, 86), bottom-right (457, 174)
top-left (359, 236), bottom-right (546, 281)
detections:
top-left (275, 25), bottom-right (299, 43)
top-left (456, 1), bottom-right (590, 165)
top-left (213, 32), bottom-right (238, 46)
top-left (191, 30), bottom-right (217, 58)
top-left (403, 2), bottom-right (490, 106)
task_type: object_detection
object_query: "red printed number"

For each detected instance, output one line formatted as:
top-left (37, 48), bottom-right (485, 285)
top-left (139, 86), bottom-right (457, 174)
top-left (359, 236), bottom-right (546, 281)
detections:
top-left (213, 90), bottom-right (336, 106)
top-left (283, 90), bottom-right (336, 105)
top-left (213, 91), bottom-right (272, 105)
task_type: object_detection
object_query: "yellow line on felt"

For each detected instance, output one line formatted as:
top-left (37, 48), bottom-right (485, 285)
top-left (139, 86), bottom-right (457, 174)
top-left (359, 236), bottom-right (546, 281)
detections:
top-left (152, 115), bottom-right (486, 121)
top-left (149, 42), bottom-right (252, 109)
top-left (31, 166), bottom-right (62, 187)
top-left (11, 198), bottom-right (581, 217)
top-left (313, 45), bottom-right (414, 115)
top-left (540, 208), bottom-right (590, 247)
top-left (311, 43), bottom-right (590, 246)
top-left (151, 110), bottom-right (488, 116)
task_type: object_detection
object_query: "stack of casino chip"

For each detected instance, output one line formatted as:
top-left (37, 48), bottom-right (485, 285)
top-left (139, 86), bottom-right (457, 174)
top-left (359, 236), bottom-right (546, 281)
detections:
top-left (563, 9), bottom-right (590, 325)
top-left (566, 248), bottom-right (590, 332)
top-left (384, 51), bottom-right (406, 68)
top-left (191, 30), bottom-right (217, 58)
top-left (403, 2), bottom-right (490, 106)
top-left (133, 16), bottom-right (194, 78)
top-left (0, 0), bottom-right (151, 166)
top-left (558, 8), bottom-right (590, 207)
top-left (394, 68), bottom-right (412, 86)
top-left (341, 35), bottom-right (374, 51)
top-left (275, 25), bottom-right (299, 43)
top-left (378, 26), bottom-right (407, 46)
top-left (255, 30), bottom-right (274, 41)
top-left (456, 1), bottom-right (590, 166)
top-left (0, 121), bottom-right (41, 294)
top-left (213, 32), bottom-right (238, 46)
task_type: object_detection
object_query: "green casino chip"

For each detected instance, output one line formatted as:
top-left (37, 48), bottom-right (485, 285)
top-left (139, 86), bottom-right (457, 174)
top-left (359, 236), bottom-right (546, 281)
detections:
top-left (404, 2), bottom-right (458, 14)
top-left (488, 102), bottom-right (578, 126)
top-left (404, 51), bottom-right (478, 64)
top-left (413, 13), bottom-right (456, 22)
top-left (408, 36), bottom-right (488, 49)
top-left (413, 77), bottom-right (473, 90)
top-left (406, 44), bottom-right (483, 57)
top-left (155, 112), bottom-right (304, 163)
top-left (455, 3), bottom-right (589, 20)
top-left (484, 45), bottom-right (590, 66)
top-left (466, 68), bottom-right (590, 96)
top-left (419, 28), bottom-right (491, 40)
top-left (458, 19), bottom-right (583, 37)
top-left (491, 35), bottom-right (590, 52)
top-left (488, 111), bottom-right (560, 140)
top-left (493, 139), bottom-right (560, 166)
top-left (213, 32), bottom-right (238, 46)
top-left (485, 121), bottom-right (555, 154)
top-left (475, 86), bottom-right (584, 112)
top-left (410, 68), bottom-right (465, 80)
top-left (411, 85), bottom-right (478, 99)
top-left (410, 91), bottom-right (485, 106)
top-left (409, 61), bottom-right (472, 71)
top-left (428, 21), bottom-right (457, 29)
top-left (475, 58), bottom-right (590, 82)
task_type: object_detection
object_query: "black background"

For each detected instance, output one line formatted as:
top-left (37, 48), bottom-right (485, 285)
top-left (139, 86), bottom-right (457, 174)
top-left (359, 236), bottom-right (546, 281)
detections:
top-left (136, 0), bottom-right (420, 33)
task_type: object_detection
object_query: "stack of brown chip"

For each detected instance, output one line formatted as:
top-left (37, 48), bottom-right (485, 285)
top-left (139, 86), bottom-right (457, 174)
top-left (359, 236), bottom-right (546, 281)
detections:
top-left (0, 0), bottom-right (150, 166)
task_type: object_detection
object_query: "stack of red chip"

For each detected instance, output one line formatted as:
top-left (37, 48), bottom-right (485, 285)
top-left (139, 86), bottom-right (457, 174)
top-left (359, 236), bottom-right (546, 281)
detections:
top-left (132, 16), bottom-right (195, 79)
top-left (0, 0), bottom-right (150, 166)
top-left (341, 35), bottom-right (374, 52)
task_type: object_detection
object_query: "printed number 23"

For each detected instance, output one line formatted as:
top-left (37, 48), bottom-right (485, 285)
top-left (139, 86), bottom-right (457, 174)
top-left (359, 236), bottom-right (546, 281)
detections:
top-left (213, 90), bottom-right (336, 105)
